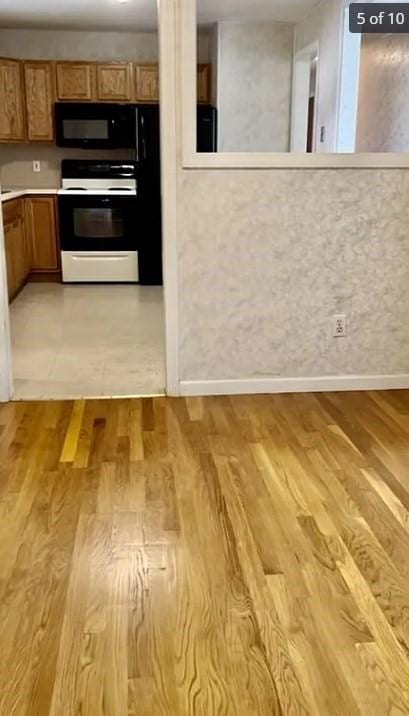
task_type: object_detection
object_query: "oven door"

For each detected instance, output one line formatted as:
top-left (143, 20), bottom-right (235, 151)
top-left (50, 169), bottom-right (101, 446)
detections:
top-left (58, 195), bottom-right (138, 252)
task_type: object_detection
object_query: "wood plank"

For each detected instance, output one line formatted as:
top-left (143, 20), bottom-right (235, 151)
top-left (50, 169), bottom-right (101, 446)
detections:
top-left (60, 399), bottom-right (86, 463)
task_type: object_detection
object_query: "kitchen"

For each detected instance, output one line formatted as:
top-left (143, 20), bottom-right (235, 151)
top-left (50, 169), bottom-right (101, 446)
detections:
top-left (0, 1), bottom-right (217, 400)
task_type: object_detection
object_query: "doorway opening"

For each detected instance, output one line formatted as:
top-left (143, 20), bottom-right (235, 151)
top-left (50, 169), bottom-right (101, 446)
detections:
top-left (0, 0), bottom-right (166, 401)
top-left (306, 56), bottom-right (318, 153)
top-left (291, 42), bottom-right (319, 153)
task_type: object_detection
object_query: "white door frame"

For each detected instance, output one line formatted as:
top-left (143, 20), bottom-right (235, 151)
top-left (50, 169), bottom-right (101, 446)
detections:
top-left (290, 41), bottom-right (319, 153)
top-left (336, 7), bottom-right (362, 152)
top-left (0, 190), bottom-right (13, 402)
top-left (158, 0), bottom-right (180, 396)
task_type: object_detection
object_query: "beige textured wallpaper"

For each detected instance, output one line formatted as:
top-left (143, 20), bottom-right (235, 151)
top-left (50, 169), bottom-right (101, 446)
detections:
top-left (217, 22), bottom-right (294, 152)
top-left (177, 168), bottom-right (409, 381)
top-left (356, 34), bottom-right (409, 152)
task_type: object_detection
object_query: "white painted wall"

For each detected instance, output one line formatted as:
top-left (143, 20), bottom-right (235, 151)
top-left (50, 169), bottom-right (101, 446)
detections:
top-left (356, 34), bottom-right (409, 152)
top-left (0, 28), bottom-right (159, 61)
top-left (0, 27), bottom-right (211, 62)
top-left (217, 22), bottom-right (294, 152)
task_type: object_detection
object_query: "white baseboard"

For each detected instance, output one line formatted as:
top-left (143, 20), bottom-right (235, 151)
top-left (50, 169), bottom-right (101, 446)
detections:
top-left (179, 374), bottom-right (409, 397)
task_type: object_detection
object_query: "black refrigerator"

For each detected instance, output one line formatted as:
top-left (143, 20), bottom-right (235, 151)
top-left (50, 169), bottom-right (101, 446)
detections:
top-left (197, 105), bottom-right (218, 152)
top-left (135, 105), bottom-right (162, 286)
top-left (136, 104), bottom-right (218, 285)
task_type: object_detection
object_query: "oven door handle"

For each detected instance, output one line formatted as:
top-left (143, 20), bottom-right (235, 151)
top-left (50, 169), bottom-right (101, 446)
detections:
top-left (71, 254), bottom-right (128, 260)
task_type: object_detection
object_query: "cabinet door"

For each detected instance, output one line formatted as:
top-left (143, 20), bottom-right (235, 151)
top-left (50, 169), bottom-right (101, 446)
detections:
top-left (56, 62), bottom-right (95, 101)
top-left (25, 197), bottom-right (58, 271)
top-left (13, 218), bottom-right (27, 289)
top-left (135, 64), bottom-right (159, 103)
top-left (24, 61), bottom-right (55, 141)
top-left (97, 63), bottom-right (133, 101)
top-left (0, 58), bottom-right (25, 141)
top-left (4, 227), bottom-right (17, 301)
top-left (197, 64), bottom-right (210, 104)
top-left (3, 199), bottom-right (26, 301)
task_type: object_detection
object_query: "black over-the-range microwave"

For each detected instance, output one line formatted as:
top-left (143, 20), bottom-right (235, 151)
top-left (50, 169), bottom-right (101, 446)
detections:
top-left (55, 102), bottom-right (137, 149)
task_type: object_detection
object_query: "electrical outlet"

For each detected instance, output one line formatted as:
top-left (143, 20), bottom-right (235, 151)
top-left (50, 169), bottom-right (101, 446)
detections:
top-left (333, 314), bottom-right (347, 338)
top-left (33, 161), bottom-right (41, 173)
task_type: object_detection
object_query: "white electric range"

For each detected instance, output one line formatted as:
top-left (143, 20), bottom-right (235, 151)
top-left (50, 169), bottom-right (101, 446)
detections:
top-left (58, 160), bottom-right (139, 283)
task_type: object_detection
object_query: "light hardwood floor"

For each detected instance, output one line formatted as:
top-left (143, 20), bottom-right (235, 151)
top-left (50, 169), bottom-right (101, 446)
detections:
top-left (1, 391), bottom-right (409, 715)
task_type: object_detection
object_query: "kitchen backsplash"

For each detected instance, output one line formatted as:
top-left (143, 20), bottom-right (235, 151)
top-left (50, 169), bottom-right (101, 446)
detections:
top-left (0, 146), bottom-right (135, 189)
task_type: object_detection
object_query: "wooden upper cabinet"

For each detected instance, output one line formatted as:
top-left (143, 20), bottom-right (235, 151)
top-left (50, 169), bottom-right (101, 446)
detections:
top-left (56, 62), bottom-right (95, 101)
top-left (24, 61), bottom-right (55, 141)
top-left (97, 63), bottom-right (133, 101)
top-left (0, 58), bottom-right (25, 141)
top-left (197, 64), bottom-right (210, 104)
top-left (135, 64), bottom-right (159, 103)
top-left (25, 197), bottom-right (58, 272)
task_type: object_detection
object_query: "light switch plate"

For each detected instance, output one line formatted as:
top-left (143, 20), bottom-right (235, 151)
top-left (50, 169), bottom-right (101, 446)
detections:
top-left (33, 161), bottom-right (41, 173)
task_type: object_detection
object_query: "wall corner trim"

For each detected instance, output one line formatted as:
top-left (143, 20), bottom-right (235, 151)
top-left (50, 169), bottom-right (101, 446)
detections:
top-left (179, 374), bottom-right (409, 397)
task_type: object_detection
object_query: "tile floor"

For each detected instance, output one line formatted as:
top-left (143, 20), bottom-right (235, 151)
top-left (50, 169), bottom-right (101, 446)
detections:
top-left (10, 283), bottom-right (166, 400)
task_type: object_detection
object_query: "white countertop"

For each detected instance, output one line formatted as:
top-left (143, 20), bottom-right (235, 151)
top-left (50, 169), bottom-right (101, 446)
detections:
top-left (1, 188), bottom-right (59, 203)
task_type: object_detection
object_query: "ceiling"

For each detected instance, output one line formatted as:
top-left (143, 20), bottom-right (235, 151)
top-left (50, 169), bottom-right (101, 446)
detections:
top-left (198, 0), bottom-right (322, 25)
top-left (0, 0), bottom-right (321, 32)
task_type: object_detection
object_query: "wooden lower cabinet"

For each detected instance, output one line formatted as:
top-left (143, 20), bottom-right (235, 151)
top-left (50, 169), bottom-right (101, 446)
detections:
top-left (3, 195), bottom-right (59, 303)
top-left (3, 199), bottom-right (29, 302)
top-left (24, 197), bottom-right (58, 272)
